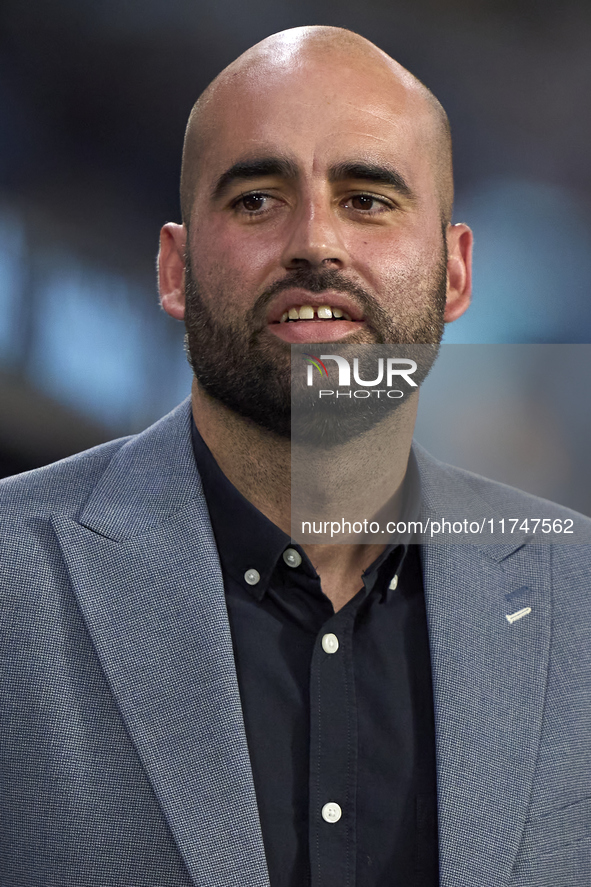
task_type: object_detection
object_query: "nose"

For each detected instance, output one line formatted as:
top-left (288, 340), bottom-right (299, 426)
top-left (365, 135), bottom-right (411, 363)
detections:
top-left (280, 196), bottom-right (349, 270)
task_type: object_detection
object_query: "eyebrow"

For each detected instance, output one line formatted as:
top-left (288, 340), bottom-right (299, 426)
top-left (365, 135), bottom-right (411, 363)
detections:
top-left (210, 156), bottom-right (415, 202)
top-left (328, 162), bottom-right (414, 200)
top-left (211, 157), bottom-right (299, 200)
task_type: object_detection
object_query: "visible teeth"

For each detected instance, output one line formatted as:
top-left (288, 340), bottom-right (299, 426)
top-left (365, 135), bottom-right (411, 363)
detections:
top-left (279, 305), bottom-right (358, 321)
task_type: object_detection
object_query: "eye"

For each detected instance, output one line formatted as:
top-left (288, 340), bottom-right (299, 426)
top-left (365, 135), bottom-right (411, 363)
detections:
top-left (351, 195), bottom-right (375, 210)
top-left (241, 193), bottom-right (266, 212)
top-left (342, 193), bottom-right (393, 214)
top-left (232, 192), bottom-right (279, 214)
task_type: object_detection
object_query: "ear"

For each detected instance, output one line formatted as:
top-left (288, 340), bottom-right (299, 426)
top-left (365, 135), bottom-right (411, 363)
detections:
top-left (158, 223), bottom-right (187, 320)
top-left (443, 223), bottom-right (473, 323)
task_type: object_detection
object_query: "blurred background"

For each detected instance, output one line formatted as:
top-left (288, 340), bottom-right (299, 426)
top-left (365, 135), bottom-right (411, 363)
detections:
top-left (1, 0), bottom-right (591, 512)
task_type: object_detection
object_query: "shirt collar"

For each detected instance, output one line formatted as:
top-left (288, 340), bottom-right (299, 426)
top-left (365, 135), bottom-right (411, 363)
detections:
top-left (191, 417), bottom-right (421, 602)
top-left (191, 418), bottom-right (305, 600)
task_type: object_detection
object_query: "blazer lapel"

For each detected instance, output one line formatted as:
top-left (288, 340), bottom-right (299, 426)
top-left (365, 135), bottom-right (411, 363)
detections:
top-left (52, 401), bottom-right (270, 887)
top-left (417, 448), bottom-right (551, 887)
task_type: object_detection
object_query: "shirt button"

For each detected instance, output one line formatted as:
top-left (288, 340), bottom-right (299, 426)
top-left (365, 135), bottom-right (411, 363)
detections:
top-left (244, 569), bottom-right (260, 586)
top-left (283, 548), bottom-right (302, 568)
top-left (389, 574), bottom-right (398, 590)
top-left (321, 802), bottom-right (342, 823)
top-left (321, 633), bottom-right (339, 654)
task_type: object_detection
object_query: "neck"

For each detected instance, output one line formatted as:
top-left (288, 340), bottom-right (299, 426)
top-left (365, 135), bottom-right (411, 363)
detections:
top-left (191, 379), bottom-right (419, 610)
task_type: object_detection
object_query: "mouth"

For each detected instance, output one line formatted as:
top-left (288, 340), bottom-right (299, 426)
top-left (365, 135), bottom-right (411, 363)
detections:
top-left (279, 304), bottom-right (354, 322)
top-left (267, 292), bottom-right (365, 343)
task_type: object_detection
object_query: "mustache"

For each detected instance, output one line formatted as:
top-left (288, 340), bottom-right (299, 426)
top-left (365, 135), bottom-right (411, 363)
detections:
top-left (251, 267), bottom-right (387, 324)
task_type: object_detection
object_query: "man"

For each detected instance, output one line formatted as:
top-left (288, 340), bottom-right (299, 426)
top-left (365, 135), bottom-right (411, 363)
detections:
top-left (1, 25), bottom-right (590, 887)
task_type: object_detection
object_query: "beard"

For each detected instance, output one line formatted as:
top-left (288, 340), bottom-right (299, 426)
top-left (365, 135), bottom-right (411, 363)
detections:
top-left (183, 247), bottom-right (448, 439)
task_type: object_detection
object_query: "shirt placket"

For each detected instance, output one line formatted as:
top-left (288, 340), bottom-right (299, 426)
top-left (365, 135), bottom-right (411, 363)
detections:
top-left (308, 607), bottom-right (358, 887)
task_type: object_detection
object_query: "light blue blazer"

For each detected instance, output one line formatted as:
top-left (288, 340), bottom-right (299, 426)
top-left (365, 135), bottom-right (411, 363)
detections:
top-left (1, 398), bottom-right (590, 886)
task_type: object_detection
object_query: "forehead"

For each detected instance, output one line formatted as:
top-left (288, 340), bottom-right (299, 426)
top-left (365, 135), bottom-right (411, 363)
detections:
top-left (196, 57), bottom-right (437, 195)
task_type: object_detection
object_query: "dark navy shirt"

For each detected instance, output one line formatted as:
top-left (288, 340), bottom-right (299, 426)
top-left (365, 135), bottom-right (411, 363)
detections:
top-left (191, 421), bottom-right (438, 887)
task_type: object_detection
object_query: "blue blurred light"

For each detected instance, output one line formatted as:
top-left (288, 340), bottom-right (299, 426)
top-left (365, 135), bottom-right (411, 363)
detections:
top-left (445, 179), bottom-right (591, 344)
top-left (29, 258), bottom-right (148, 426)
top-left (0, 208), bottom-right (25, 365)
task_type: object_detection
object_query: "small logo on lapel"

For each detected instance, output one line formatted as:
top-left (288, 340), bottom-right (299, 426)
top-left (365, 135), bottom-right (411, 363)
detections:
top-left (506, 606), bottom-right (532, 624)
top-left (505, 585), bottom-right (530, 603)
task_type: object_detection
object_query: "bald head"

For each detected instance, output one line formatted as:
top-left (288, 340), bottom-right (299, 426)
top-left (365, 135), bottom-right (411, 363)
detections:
top-left (180, 26), bottom-right (453, 227)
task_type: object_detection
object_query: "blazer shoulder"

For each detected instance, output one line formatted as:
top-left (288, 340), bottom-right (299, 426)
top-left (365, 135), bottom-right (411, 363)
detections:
top-left (457, 464), bottom-right (591, 527)
top-left (0, 398), bottom-right (194, 531)
top-left (414, 441), bottom-right (591, 527)
top-left (0, 435), bottom-right (133, 520)
top-left (414, 442), bottom-right (591, 555)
